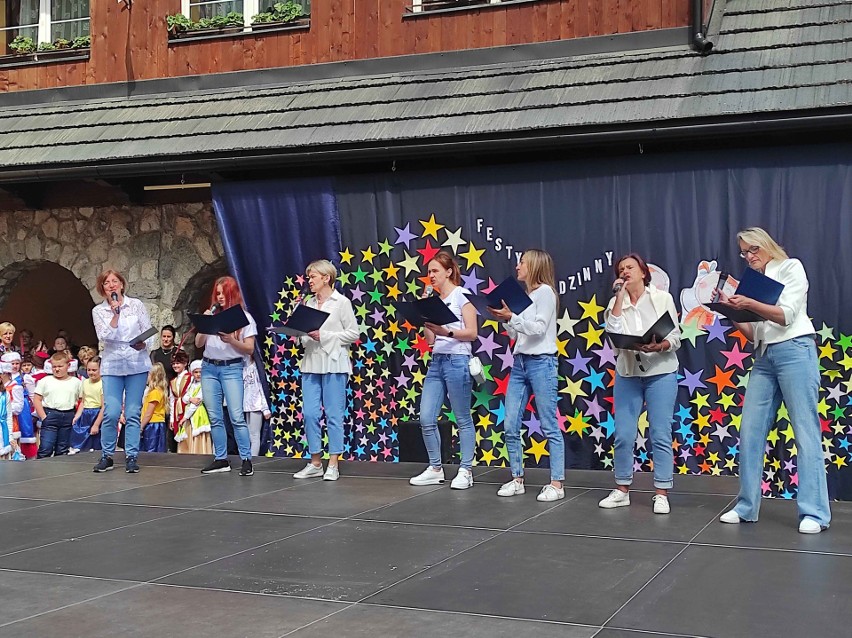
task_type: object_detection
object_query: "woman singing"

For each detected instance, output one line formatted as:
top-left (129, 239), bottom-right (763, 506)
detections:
top-left (718, 228), bottom-right (830, 533)
top-left (409, 251), bottom-right (478, 490)
top-left (92, 270), bottom-right (153, 474)
top-left (195, 276), bottom-right (257, 477)
top-left (293, 260), bottom-right (359, 481)
top-left (489, 249), bottom-right (565, 502)
top-left (599, 253), bottom-right (680, 514)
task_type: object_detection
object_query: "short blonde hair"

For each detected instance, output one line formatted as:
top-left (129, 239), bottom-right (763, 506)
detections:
top-left (736, 227), bottom-right (788, 261)
top-left (0, 322), bottom-right (15, 335)
top-left (77, 346), bottom-right (96, 364)
top-left (306, 259), bottom-right (337, 285)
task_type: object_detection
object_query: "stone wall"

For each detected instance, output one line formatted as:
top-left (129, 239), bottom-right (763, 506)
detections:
top-left (0, 202), bottom-right (228, 334)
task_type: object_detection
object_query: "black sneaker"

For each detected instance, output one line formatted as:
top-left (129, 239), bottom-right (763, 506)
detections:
top-left (201, 459), bottom-right (231, 474)
top-left (239, 459), bottom-right (254, 476)
top-left (93, 456), bottom-right (114, 473)
top-left (125, 456), bottom-right (140, 473)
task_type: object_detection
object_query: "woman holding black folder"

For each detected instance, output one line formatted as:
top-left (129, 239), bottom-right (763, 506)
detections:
top-left (718, 227), bottom-right (830, 533)
top-left (293, 260), bottom-right (359, 482)
top-left (600, 253), bottom-right (680, 514)
top-left (91, 269), bottom-right (154, 474)
top-left (195, 276), bottom-right (258, 477)
top-left (489, 249), bottom-right (565, 502)
top-left (409, 251), bottom-right (478, 490)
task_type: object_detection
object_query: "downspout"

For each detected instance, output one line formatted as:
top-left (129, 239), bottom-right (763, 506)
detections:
top-left (691, 0), bottom-right (713, 54)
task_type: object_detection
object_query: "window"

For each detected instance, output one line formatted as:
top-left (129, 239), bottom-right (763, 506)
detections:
top-left (412, 0), bottom-right (503, 13)
top-left (1, 0), bottom-right (89, 54)
top-left (179, 0), bottom-right (310, 29)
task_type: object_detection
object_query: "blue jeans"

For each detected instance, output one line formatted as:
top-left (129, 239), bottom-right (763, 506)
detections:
top-left (302, 372), bottom-right (348, 456)
top-left (419, 354), bottom-right (475, 470)
top-left (614, 371), bottom-right (677, 490)
top-left (733, 336), bottom-right (831, 526)
top-left (202, 361), bottom-right (252, 461)
top-left (101, 372), bottom-right (148, 459)
top-left (36, 409), bottom-right (75, 458)
top-left (504, 354), bottom-right (564, 481)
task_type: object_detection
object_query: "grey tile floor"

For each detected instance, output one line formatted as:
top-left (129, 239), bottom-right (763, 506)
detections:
top-left (0, 453), bottom-right (848, 638)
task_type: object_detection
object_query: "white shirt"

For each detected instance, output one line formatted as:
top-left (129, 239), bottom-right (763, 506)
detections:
top-left (506, 285), bottom-right (557, 355)
top-left (243, 360), bottom-right (270, 413)
top-left (433, 286), bottom-right (473, 356)
top-left (203, 309), bottom-right (258, 361)
top-left (605, 286), bottom-right (681, 378)
top-left (299, 289), bottom-right (359, 375)
top-left (751, 258), bottom-right (815, 350)
top-left (92, 296), bottom-right (154, 377)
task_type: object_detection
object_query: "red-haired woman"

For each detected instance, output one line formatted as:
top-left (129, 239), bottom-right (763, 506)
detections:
top-left (91, 270), bottom-right (154, 474)
top-left (194, 276), bottom-right (257, 477)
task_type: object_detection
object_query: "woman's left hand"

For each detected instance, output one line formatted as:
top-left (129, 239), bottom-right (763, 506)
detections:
top-left (424, 322), bottom-right (446, 336)
top-left (725, 294), bottom-right (754, 310)
top-left (218, 331), bottom-right (236, 345)
top-left (637, 338), bottom-right (666, 353)
top-left (487, 300), bottom-right (512, 322)
top-left (131, 342), bottom-right (146, 351)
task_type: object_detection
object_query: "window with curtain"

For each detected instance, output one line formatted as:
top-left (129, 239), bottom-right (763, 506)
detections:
top-left (188, 0), bottom-right (243, 22)
top-left (1, 0), bottom-right (39, 53)
top-left (50, 0), bottom-right (89, 41)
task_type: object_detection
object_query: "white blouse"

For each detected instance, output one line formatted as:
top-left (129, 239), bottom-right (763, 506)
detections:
top-left (506, 285), bottom-right (558, 356)
top-left (92, 295), bottom-right (154, 377)
top-left (299, 289), bottom-right (360, 375)
top-left (203, 309), bottom-right (258, 361)
top-left (751, 258), bottom-right (815, 351)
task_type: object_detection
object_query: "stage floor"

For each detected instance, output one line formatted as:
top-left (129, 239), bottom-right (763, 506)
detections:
top-left (0, 454), bottom-right (849, 638)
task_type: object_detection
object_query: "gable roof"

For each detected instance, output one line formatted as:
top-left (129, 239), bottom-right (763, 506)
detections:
top-left (0, 0), bottom-right (850, 180)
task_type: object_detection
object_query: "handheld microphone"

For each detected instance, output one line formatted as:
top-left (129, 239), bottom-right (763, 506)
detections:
top-left (612, 282), bottom-right (623, 294)
top-left (111, 292), bottom-right (120, 315)
top-left (424, 285), bottom-right (434, 298)
top-left (209, 303), bottom-right (221, 315)
top-left (711, 271), bottom-right (729, 303)
top-left (290, 284), bottom-right (310, 313)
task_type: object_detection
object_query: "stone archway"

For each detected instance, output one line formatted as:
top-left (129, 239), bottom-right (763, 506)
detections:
top-left (0, 259), bottom-right (98, 348)
top-left (172, 257), bottom-right (230, 350)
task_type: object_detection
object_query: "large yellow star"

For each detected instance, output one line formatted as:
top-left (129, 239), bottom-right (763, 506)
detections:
top-left (383, 262), bottom-right (400, 280)
top-left (577, 323), bottom-right (604, 348)
top-left (339, 248), bottom-right (354, 265)
top-left (818, 342), bottom-right (837, 360)
top-left (556, 338), bottom-right (569, 357)
top-left (525, 437), bottom-right (550, 463)
top-left (566, 410), bottom-right (589, 435)
top-left (361, 246), bottom-right (376, 263)
top-left (459, 243), bottom-right (486, 268)
top-left (420, 214), bottom-right (445, 239)
top-left (578, 295), bottom-right (605, 322)
top-left (559, 377), bottom-right (588, 402)
top-left (480, 448), bottom-right (497, 464)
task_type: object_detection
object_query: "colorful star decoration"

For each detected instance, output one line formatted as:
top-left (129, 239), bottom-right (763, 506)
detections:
top-left (264, 216), bottom-right (851, 499)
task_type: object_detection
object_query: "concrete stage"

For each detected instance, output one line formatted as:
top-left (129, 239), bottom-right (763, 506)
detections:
top-left (0, 453), bottom-right (849, 638)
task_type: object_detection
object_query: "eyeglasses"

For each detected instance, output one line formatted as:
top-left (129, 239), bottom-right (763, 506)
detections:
top-left (739, 245), bottom-right (761, 259)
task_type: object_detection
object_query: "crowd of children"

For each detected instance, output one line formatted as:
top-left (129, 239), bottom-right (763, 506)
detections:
top-left (0, 321), bottom-right (270, 462)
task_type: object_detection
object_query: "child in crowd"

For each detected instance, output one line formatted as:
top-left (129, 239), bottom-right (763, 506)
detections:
top-left (2, 352), bottom-right (34, 459)
top-left (244, 360), bottom-right (272, 457)
top-left (179, 360), bottom-right (212, 455)
top-left (169, 352), bottom-right (191, 450)
top-left (33, 353), bottom-right (82, 458)
top-left (76, 346), bottom-right (96, 379)
top-left (0, 362), bottom-right (22, 459)
top-left (139, 362), bottom-right (168, 453)
top-left (70, 357), bottom-right (104, 454)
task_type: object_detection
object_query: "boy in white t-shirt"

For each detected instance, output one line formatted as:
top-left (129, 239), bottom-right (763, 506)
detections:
top-left (33, 353), bottom-right (83, 458)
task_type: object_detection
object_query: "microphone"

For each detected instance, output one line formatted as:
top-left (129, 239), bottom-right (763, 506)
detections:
top-left (111, 292), bottom-right (120, 315)
top-left (290, 284), bottom-right (310, 313)
top-left (209, 303), bottom-right (221, 315)
top-left (424, 285), bottom-right (434, 298)
top-left (612, 282), bottom-right (623, 294)
top-left (711, 271), bottom-right (728, 303)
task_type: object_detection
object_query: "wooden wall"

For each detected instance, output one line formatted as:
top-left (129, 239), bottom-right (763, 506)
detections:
top-left (0, 0), bottom-right (690, 93)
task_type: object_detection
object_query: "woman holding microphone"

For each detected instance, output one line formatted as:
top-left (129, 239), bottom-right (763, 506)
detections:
top-left (293, 260), bottom-right (359, 481)
top-left (599, 253), bottom-right (680, 514)
top-left (489, 249), bottom-right (565, 502)
top-left (409, 251), bottom-right (478, 490)
top-left (92, 270), bottom-right (153, 474)
top-left (718, 228), bottom-right (830, 533)
top-left (195, 276), bottom-right (257, 477)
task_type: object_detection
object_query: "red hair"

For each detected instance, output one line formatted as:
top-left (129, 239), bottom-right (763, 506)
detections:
top-left (209, 276), bottom-right (243, 310)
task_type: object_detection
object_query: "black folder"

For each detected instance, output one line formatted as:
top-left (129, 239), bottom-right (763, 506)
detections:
top-left (130, 326), bottom-right (158, 346)
top-left (606, 313), bottom-right (676, 350)
top-left (393, 296), bottom-right (459, 327)
top-left (463, 277), bottom-right (533, 316)
top-left (707, 267), bottom-right (784, 323)
top-left (189, 305), bottom-right (250, 335)
top-left (266, 305), bottom-right (330, 337)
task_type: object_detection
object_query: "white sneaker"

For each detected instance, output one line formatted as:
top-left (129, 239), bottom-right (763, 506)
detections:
top-left (798, 517), bottom-right (824, 534)
top-left (599, 489), bottom-right (631, 509)
top-left (652, 494), bottom-right (670, 515)
top-left (68, 448), bottom-right (80, 455)
top-left (323, 465), bottom-right (339, 481)
top-left (294, 463), bottom-right (324, 479)
top-left (719, 509), bottom-right (741, 524)
top-left (450, 468), bottom-right (474, 490)
top-left (409, 467), bottom-right (445, 486)
top-left (537, 485), bottom-right (565, 502)
top-left (497, 479), bottom-right (525, 497)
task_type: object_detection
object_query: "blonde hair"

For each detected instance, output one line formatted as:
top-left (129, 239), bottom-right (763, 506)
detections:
top-left (736, 227), bottom-right (788, 261)
top-left (77, 346), bottom-right (96, 365)
top-left (0, 322), bottom-right (15, 335)
top-left (306, 259), bottom-right (337, 285)
top-left (522, 249), bottom-right (557, 290)
top-left (148, 362), bottom-right (168, 396)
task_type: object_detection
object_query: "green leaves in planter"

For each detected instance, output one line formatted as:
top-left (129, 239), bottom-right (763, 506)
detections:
top-left (251, 1), bottom-right (304, 24)
top-left (9, 35), bottom-right (36, 54)
top-left (71, 35), bottom-right (91, 49)
top-left (37, 42), bottom-right (57, 51)
top-left (166, 13), bottom-right (194, 33)
top-left (197, 12), bottom-right (244, 29)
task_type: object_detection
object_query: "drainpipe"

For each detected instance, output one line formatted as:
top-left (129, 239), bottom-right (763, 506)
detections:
top-left (691, 0), bottom-right (713, 54)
